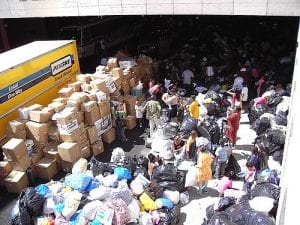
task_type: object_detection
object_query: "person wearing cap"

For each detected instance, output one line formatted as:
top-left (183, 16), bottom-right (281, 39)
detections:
top-left (195, 137), bottom-right (214, 195)
top-left (185, 130), bottom-right (198, 161)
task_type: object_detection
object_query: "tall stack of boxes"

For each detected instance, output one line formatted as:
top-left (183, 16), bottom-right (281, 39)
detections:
top-left (0, 55), bottom-right (152, 193)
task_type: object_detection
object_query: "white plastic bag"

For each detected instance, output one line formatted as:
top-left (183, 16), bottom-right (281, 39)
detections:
top-left (43, 197), bottom-right (55, 215)
top-left (185, 167), bottom-right (198, 187)
top-left (72, 158), bottom-right (88, 174)
top-left (110, 147), bottom-right (125, 162)
top-left (163, 190), bottom-right (180, 204)
top-left (180, 191), bottom-right (190, 204)
top-left (62, 190), bottom-right (82, 220)
top-left (249, 196), bottom-right (274, 214)
top-left (82, 200), bottom-right (103, 220)
top-left (89, 186), bottom-right (110, 200)
top-left (130, 179), bottom-right (144, 196)
top-left (101, 174), bottom-right (118, 187)
top-left (135, 174), bottom-right (151, 187)
top-left (127, 199), bottom-right (140, 220)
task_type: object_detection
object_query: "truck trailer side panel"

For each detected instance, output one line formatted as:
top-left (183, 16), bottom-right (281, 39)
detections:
top-left (0, 41), bottom-right (80, 142)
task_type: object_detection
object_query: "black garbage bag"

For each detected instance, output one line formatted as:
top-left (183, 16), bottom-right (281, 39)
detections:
top-left (265, 129), bottom-right (286, 146)
top-left (272, 149), bottom-right (284, 164)
top-left (78, 192), bottom-right (92, 210)
top-left (250, 183), bottom-right (280, 201)
top-left (88, 157), bottom-right (113, 177)
top-left (157, 205), bottom-right (180, 225)
top-left (255, 117), bottom-right (271, 136)
top-left (180, 116), bottom-right (197, 133)
top-left (268, 170), bottom-right (280, 186)
top-left (19, 187), bottom-right (44, 218)
top-left (158, 170), bottom-right (186, 192)
top-left (115, 156), bottom-right (136, 172)
top-left (135, 155), bottom-right (149, 169)
top-left (152, 164), bottom-right (177, 181)
top-left (11, 214), bottom-right (24, 225)
top-left (133, 167), bottom-right (147, 178)
top-left (208, 212), bottom-right (237, 225)
top-left (217, 197), bottom-right (236, 211)
top-left (275, 110), bottom-right (287, 126)
top-left (248, 104), bottom-right (274, 125)
top-left (225, 155), bottom-right (241, 179)
top-left (225, 203), bottom-right (246, 225)
top-left (145, 180), bottom-right (164, 200)
top-left (197, 126), bottom-right (211, 139)
top-left (205, 121), bottom-right (220, 144)
top-left (206, 204), bottom-right (216, 221)
top-left (205, 103), bottom-right (218, 116)
top-left (242, 208), bottom-right (275, 225)
top-left (268, 94), bottom-right (283, 108)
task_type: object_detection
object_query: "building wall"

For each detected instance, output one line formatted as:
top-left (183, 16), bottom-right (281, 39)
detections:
top-left (0, 0), bottom-right (300, 18)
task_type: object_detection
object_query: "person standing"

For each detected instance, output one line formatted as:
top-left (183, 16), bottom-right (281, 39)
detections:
top-left (143, 96), bottom-right (161, 137)
top-left (215, 138), bottom-right (232, 179)
top-left (115, 102), bottom-right (127, 142)
top-left (241, 82), bottom-right (248, 111)
top-left (225, 106), bottom-right (241, 146)
top-left (185, 130), bottom-right (198, 161)
top-left (135, 101), bottom-right (144, 128)
top-left (189, 95), bottom-right (200, 120)
top-left (196, 140), bottom-right (214, 195)
top-left (244, 162), bottom-right (256, 193)
top-left (182, 66), bottom-right (194, 95)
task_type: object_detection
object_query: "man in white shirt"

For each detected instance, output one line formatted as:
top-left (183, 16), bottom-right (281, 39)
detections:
top-left (182, 68), bottom-right (194, 95)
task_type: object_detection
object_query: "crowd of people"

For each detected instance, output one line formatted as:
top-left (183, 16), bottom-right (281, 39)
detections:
top-left (130, 20), bottom-right (294, 199)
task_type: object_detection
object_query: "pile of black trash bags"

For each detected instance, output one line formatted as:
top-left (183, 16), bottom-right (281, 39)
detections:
top-left (202, 183), bottom-right (280, 225)
top-left (248, 93), bottom-right (289, 164)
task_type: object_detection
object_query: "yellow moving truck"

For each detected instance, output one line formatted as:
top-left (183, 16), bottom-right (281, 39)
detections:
top-left (0, 40), bottom-right (80, 143)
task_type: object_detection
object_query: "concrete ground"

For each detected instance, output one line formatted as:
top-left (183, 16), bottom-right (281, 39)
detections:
top-left (0, 113), bottom-right (281, 224)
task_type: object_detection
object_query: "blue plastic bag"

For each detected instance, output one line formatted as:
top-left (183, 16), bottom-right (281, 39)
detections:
top-left (85, 179), bottom-right (100, 192)
top-left (64, 173), bottom-right (92, 192)
top-left (35, 184), bottom-right (50, 197)
top-left (70, 210), bottom-right (86, 225)
top-left (114, 167), bottom-right (132, 180)
top-left (54, 203), bottom-right (64, 215)
top-left (156, 198), bottom-right (174, 209)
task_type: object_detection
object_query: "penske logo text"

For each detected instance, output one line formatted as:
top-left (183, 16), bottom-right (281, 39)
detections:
top-left (51, 55), bottom-right (72, 76)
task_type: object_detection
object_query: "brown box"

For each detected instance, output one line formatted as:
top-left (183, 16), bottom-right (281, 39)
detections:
top-left (4, 171), bottom-right (29, 193)
top-left (81, 146), bottom-right (91, 158)
top-left (76, 111), bottom-right (84, 124)
top-left (43, 143), bottom-right (61, 169)
top-left (90, 140), bottom-right (104, 156)
top-left (48, 125), bottom-right (60, 142)
top-left (111, 67), bottom-right (124, 78)
top-left (98, 100), bottom-right (111, 118)
top-left (30, 150), bottom-right (43, 165)
top-left (59, 128), bottom-right (80, 142)
top-left (58, 87), bottom-right (74, 98)
top-left (129, 77), bottom-right (136, 88)
top-left (7, 120), bottom-right (25, 133)
top-left (29, 110), bottom-right (51, 123)
top-left (113, 77), bottom-right (121, 89)
top-left (56, 111), bottom-right (76, 126)
top-left (35, 158), bottom-right (58, 180)
top-left (86, 126), bottom-right (99, 144)
top-left (60, 160), bottom-right (77, 173)
top-left (27, 104), bottom-right (43, 111)
top-left (102, 127), bottom-right (116, 144)
top-left (76, 74), bottom-right (91, 83)
top-left (2, 138), bottom-right (27, 161)
top-left (90, 79), bottom-right (108, 92)
top-left (107, 57), bottom-right (118, 71)
top-left (52, 97), bottom-right (68, 104)
top-left (7, 129), bottom-right (26, 140)
top-left (42, 106), bottom-right (55, 116)
top-left (0, 161), bottom-right (12, 174)
top-left (48, 102), bottom-right (65, 113)
top-left (78, 139), bottom-right (89, 151)
top-left (68, 81), bottom-right (82, 92)
top-left (58, 142), bottom-right (81, 162)
top-left (126, 116), bottom-right (137, 130)
top-left (9, 154), bottom-right (31, 172)
top-left (81, 83), bottom-right (92, 92)
top-left (85, 107), bottom-right (101, 125)
top-left (66, 99), bottom-right (81, 111)
top-left (81, 101), bottom-right (97, 112)
top-left (26, 121), bottom-right (48, 137)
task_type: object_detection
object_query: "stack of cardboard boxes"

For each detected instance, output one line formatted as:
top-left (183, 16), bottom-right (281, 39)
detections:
top-left (0, 55), bottom-right (153, 193)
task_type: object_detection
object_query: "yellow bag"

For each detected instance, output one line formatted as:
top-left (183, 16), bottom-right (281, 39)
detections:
top-left (203, 98), bottom-right (212, 104)
top-left (139, 192), bottom-right (157, 211)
